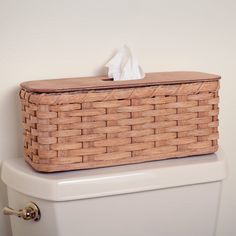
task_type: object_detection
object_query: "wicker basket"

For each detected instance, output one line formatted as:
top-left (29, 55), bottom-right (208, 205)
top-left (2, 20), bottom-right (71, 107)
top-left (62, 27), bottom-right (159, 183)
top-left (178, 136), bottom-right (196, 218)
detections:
top-left (20, 72), bottom-right (220, 172)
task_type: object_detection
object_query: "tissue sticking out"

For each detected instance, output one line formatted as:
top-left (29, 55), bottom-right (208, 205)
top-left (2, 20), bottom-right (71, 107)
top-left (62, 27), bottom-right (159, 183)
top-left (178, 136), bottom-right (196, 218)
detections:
top-left (105, 45), bottom-right (145, 81)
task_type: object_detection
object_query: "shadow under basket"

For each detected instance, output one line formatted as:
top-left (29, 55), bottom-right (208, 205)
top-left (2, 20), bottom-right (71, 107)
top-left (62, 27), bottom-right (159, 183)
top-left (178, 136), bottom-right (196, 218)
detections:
top-left (19, 71), bottom-right (220, 172)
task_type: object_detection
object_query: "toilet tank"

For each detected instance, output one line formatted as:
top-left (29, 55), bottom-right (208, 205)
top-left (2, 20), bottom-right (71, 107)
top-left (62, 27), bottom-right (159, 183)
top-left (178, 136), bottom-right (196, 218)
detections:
top-left (2, 151), bottom-right (226, 236)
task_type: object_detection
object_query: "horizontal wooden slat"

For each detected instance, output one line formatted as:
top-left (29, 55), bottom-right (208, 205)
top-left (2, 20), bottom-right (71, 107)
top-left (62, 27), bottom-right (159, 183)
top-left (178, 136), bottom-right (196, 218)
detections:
top-left (133, 133), bottom-right (177, 142)
top-left (94, 138), bottom-right (131, 147)
top-left (51, 142), bottom-right (82, 151)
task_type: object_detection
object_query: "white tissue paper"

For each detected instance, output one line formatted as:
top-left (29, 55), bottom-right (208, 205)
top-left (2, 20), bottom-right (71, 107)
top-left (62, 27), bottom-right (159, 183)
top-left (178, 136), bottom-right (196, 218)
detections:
top-left (106, 45), bottom-right (145, 81)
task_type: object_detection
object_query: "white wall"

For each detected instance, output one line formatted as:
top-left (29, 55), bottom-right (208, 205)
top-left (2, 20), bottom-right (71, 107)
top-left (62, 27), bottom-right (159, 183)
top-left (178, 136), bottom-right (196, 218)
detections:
top-left (0, 0), bottom-right (235, 235)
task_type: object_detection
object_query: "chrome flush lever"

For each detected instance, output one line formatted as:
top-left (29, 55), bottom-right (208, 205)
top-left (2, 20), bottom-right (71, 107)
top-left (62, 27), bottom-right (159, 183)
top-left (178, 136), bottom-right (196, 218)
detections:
top-left (2, 202), bottom-right (41, 221)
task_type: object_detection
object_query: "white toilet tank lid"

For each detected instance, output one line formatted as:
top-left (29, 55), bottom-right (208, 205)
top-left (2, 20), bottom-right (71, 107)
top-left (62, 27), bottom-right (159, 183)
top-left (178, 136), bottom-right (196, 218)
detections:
top-left (1, 151), bottom-right (226, 201)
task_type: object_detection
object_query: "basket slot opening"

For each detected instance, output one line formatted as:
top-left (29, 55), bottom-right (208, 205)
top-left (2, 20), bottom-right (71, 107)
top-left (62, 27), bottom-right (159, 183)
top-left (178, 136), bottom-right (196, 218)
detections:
top-left (102, 78), bottom-right (114, 81)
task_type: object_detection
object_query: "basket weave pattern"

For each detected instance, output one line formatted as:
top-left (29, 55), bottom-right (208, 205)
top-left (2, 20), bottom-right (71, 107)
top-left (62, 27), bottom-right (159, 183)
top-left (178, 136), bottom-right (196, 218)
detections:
top-left (20, 81), bottom-right (219, 172)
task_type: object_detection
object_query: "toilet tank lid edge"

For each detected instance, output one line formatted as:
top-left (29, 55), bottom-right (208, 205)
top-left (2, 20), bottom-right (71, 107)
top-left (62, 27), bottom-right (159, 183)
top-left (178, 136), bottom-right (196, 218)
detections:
top-left (1, 151), bottom-right (226, 201)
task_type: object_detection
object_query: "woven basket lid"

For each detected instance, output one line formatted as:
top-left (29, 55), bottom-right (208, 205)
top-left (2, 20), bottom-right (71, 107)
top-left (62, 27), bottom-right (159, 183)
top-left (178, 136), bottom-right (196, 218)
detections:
top-left (20, 71), bottom-right (220, 93)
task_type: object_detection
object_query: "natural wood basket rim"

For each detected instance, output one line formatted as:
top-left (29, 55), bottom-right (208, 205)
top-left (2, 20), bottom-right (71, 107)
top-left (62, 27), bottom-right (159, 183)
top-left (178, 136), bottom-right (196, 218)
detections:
top-left (20, 71), bottom-right (220, 93)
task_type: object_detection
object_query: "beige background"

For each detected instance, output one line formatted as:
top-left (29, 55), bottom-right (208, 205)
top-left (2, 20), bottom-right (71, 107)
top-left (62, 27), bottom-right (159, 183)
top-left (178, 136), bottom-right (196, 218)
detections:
top-left (0, 0), bottom-right (235, 235)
